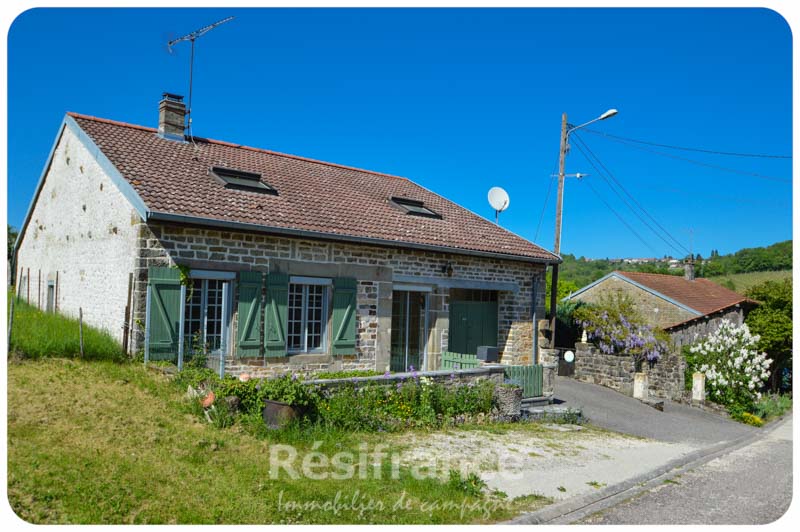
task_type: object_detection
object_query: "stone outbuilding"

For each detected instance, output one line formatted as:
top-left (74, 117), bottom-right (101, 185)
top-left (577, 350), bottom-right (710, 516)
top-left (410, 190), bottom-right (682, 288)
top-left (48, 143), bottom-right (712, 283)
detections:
top-left (565, 268), bottom-right (759, 347)
top-left (13, 93), bottom-right (559, 377)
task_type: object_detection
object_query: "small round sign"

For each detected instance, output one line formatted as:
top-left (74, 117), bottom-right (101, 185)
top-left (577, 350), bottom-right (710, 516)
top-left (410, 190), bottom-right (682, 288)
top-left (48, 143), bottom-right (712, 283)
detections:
top-left (564, 351), bottom-right (575, 363)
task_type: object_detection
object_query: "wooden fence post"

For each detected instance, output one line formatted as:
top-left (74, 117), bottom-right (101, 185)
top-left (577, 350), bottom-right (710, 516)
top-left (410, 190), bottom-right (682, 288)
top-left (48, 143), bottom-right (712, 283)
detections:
top-left (8, 294), bottom-right (15, 350)
top-left (79, 307), bottom-right (84, 358)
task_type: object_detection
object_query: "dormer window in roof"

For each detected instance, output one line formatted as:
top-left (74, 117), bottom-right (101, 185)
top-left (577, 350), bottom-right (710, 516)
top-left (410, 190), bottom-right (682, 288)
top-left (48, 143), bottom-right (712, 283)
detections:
top-left (211, 166), bottom-right (277, 194)
top-left (390, 196), bottom-right (442, 219)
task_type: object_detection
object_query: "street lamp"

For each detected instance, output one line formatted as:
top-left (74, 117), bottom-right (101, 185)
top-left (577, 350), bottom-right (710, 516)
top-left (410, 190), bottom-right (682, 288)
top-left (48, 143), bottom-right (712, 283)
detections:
top-left (548, 109), bottom-right (618, 348)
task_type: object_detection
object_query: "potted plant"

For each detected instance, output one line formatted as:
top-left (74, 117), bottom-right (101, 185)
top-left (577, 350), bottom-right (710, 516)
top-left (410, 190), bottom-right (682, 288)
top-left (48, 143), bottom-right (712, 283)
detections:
top-left (260, 375), bottom-right (316, 428)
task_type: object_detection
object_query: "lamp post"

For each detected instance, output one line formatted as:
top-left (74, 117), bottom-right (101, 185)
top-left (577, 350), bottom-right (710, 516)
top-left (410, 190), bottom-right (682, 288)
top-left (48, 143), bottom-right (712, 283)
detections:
top-left (548, 108), bottom-right (618, 347)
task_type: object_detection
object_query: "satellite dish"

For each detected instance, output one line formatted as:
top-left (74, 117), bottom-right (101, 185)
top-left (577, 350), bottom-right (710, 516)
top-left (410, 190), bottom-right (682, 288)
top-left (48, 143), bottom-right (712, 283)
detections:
top-left (488, 187), bottom-right (510, 212)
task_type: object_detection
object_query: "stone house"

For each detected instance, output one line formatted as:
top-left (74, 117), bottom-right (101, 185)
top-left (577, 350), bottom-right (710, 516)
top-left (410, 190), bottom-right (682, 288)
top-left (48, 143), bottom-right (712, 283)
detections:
top-left (13, 94), bottom-right (559, 377)
top-left (565, 267), bottom-right (758, 348)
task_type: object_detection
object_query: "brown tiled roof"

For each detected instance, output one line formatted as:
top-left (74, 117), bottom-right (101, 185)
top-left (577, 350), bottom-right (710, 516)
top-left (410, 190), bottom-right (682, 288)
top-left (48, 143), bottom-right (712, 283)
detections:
top-left (69, 113), bottom-right (557, 263)
top-left (616, 271), bottom-right (756, 316)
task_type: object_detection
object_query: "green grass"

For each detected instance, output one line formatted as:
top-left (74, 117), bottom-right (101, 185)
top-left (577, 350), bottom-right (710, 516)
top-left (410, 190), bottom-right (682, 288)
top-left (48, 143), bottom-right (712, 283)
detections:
top-left (8, 295), bottom-right (125, 362)
top-left (708, 270), bottom-right (792, 295)
top-left (753, 394), bottom-right (792, 422)
top-left (7, 358), bottom-right (549, 524)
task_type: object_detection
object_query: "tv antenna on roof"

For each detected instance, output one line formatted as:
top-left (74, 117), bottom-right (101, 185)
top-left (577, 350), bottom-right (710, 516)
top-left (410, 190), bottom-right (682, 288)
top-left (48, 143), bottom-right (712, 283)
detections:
top-left (167, 16), bottom-right (234, 137)
top-left (487, 186), bottom-right (510, 225)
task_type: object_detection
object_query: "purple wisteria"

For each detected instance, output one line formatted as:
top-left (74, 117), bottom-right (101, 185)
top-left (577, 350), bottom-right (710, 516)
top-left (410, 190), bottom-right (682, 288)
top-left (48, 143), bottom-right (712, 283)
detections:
top-left (577, 305), bottom-right (669, 365)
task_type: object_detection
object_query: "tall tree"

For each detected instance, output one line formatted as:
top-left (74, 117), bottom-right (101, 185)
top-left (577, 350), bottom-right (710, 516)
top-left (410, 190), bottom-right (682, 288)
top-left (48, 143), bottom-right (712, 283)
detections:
top-left (745, 278), bottom-right (792, 392)
top-left (8, 224), bottom-right (18, 260)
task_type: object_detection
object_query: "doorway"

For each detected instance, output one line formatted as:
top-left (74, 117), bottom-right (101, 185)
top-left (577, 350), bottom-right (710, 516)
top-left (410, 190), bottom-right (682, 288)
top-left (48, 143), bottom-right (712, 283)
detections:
top-left (390, 290), bottom-right (428, 372)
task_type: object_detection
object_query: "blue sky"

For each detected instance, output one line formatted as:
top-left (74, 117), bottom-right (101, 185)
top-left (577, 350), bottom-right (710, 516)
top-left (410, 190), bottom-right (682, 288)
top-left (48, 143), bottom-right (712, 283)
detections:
top-left (7, 7), bottom-right (792, 258)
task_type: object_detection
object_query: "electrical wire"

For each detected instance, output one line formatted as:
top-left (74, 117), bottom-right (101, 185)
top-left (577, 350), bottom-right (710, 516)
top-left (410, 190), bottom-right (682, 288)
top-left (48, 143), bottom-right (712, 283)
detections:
top-left (582, 128), bottom-right (792, 159)
top-left (572, 133), bottom-right (691, 256)
top-left (581, 176), bottom-right (659, 255)
top-left (584, 132), bottom-right (790, 183)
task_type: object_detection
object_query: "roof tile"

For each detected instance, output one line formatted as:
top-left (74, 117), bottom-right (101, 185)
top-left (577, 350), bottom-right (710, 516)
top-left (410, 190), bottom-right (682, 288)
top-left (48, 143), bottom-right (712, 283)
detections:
top-left (616, 271), bottom-right (754, 315)
top-left (70, 113), bottom-right (557, 262)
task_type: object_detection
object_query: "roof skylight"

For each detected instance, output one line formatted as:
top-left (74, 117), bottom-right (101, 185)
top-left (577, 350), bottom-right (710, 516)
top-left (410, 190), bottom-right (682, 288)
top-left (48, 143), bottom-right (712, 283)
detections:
top-left (390, 196), bottom-right (442, 219)
top-left (211, 166), bottom-right (277, 194)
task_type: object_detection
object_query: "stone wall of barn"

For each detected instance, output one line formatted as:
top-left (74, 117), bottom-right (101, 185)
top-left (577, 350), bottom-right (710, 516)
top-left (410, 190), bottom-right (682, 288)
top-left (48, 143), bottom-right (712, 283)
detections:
top-left (14, 124), bottom-right (140, 344)
top-left (570, 275), bottom-right (698, 329)
top-left (129, 222), bottom-right (547, 376)
top-left (666, 306), bottom-right (746, 348)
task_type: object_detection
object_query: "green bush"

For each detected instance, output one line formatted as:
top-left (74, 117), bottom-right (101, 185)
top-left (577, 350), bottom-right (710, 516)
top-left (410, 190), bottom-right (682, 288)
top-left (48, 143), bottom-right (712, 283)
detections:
top-left (683, 344), bottom-right (702, 391)
top-left (753, 394), bottom-right (792, 421)
top-left (315, 376), bottom-right (495, 432)
top-left (447, 469), bottom-right (487, 497)
top-left (8, 296), bottom-right (125, 362)
top-left (213, 375), bottom-right (318, 416)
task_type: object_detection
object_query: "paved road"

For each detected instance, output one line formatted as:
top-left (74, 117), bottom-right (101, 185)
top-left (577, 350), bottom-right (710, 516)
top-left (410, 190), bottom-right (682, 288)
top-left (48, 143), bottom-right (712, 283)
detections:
top-left (579, 416), bottom-right (793, 524)
top-left (555, 377), bottom-right (756, 444)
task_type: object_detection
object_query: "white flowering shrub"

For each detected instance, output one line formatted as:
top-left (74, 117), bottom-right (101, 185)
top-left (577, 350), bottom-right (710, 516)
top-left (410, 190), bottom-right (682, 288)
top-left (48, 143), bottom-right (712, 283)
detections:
top-left (689, 319), bottom-right (772, 412)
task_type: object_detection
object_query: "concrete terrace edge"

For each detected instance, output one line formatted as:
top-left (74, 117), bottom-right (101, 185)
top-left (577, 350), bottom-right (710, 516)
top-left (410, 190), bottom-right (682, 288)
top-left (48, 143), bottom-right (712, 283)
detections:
top-left (507, 416), bottom-right (790, 525)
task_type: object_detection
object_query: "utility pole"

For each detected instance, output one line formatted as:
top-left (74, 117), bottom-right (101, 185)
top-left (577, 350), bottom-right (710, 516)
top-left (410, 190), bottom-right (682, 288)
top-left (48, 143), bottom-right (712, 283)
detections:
top-left (549, 113), bottom-right (569, 347)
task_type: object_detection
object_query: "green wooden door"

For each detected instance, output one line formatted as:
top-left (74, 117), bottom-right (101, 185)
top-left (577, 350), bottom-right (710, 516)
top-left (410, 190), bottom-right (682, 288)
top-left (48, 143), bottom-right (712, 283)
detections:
top-left (448, 300), bottom-right (498, 355)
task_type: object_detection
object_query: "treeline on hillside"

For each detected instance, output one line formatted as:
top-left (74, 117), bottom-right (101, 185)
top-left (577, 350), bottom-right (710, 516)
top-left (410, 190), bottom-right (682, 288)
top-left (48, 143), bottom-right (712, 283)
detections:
top-left (555, 255), bottom-right (683, 290)
top-left (701, 240), bottom-right (792, 277)
top-left (557, 240), bottom-right (792, 289)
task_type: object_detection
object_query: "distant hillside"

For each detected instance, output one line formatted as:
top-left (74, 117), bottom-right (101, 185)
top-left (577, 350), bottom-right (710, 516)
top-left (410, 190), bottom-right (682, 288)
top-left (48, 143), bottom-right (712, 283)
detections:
top-left (555, 254), bottom-right (682, 290)
top-left (700, 240), bottom-right (792, 277)
top-left (708, 270), bottom-right (793, 295)
top-left (558, 240), bottom-right (792, 289)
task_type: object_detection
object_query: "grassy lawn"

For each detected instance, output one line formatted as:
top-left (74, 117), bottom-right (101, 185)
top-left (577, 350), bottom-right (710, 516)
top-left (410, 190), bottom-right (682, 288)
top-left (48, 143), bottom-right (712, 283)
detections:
top-left (7, 357), bottom-right (549, 524)
top-left (708, 270), bottom-right (792, 295)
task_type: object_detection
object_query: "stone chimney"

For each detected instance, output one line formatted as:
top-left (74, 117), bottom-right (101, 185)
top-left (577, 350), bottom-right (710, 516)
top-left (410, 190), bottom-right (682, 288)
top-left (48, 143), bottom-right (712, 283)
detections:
top-left (158, 93), bottom-right (186, 140)
top-left (684, 259), bottom-right (695, 281)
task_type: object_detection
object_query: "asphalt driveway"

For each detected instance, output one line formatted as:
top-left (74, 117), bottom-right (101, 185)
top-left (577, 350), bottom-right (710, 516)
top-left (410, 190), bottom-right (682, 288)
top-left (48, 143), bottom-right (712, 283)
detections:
top-left (554, 376), bottom-right (756, 445)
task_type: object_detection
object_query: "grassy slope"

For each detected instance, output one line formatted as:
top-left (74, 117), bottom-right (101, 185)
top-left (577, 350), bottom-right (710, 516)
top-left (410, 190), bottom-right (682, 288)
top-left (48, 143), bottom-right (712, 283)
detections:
top-left (7, 358), bottom-right (547, 524)
top-left (708, 270), bottom-right (792, 295)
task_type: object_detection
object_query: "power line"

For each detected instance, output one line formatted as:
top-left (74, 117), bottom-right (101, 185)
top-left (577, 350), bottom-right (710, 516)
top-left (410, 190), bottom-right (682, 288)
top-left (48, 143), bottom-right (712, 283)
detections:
top-left (581, 176), bottom-right (659, 255)
top-left (572, 134), bottom-right (691, 257)
top-left (583, 128), bottom-right (792, 159)
top-left (586, 132), bottom-right (791, 183)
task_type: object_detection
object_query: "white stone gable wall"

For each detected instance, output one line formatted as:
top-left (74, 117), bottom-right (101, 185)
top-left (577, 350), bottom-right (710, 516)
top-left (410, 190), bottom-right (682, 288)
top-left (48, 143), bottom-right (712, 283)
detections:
top-left (14, 125), bottom-right (140, 343)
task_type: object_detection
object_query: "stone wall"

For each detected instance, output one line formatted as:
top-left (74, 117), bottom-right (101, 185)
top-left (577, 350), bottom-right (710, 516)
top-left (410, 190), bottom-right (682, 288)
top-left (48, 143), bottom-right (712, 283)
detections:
top-left (130, 222), bottom-right (547, 376)
top-left (570, 275), bottom-right (697, 329)
top-left (15, 124), bottom-right (140, 343)
top-left (573, 342), bottom-right (686, 400)
top-left (667, 307), bottom-right (746, 348)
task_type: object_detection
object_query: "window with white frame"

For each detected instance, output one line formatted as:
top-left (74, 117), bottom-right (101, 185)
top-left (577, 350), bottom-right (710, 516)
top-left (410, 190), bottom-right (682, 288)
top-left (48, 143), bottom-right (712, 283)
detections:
top-left (183, 273), bottom-right (232, 355)
top-left (287, 278), bottom-right (329, 353)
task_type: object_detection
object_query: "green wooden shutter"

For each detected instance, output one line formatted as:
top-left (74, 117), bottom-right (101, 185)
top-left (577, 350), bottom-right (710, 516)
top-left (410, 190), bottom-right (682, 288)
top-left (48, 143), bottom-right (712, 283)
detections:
top-left (332, 278), bottom-right (358, 355)
top-left (236, 271), bottom-right (263, 358)
top-left (264, 273), bottom-right (288, 357)
top-left (148, 266), bottom-right (182, 361)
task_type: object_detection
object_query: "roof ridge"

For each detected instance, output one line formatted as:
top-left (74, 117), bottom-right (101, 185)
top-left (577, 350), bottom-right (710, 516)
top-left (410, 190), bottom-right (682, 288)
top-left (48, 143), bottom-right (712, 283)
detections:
top-left (68, 111), bottom-right (409, 182)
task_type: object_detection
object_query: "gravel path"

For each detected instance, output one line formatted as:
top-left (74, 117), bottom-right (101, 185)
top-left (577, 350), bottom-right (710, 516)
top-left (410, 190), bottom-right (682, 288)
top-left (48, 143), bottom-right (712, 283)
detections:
top-left (554, 377), bottom-right (756, 444)
top-left (398, 424), bottom-right (697, 501)
top-left (579, 416), bottom-right (793, 524)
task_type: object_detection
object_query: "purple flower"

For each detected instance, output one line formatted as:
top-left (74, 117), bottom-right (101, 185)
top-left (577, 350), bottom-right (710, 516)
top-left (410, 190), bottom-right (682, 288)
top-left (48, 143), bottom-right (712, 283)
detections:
top-left (409, 365), bottom-right (415, 372)
top-left (449, 372), bottom-right (456, 380)
top-left (383, 370), bottom-right (391, 378)
top-left (291, 373), bottom-right (298, 381)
